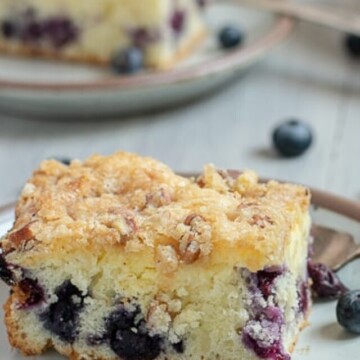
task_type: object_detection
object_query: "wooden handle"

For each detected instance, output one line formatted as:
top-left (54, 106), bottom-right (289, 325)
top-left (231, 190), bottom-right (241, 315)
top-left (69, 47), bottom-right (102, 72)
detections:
top-left (238, 0), bottom-right (360, 35)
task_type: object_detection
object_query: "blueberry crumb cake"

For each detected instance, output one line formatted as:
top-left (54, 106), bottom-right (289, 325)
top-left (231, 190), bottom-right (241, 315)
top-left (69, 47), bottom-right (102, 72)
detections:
top-left (0, 152), bottom-right (312, 360)
top-left (0, 0), bottom-right (207, 68)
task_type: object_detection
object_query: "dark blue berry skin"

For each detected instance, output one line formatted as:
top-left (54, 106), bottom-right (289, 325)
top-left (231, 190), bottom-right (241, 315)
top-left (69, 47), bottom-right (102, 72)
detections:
top-left (22, 21), bottom-right (43, 42)
top-left (172, 340), bottom-right (185, 353)
top-left (105, 305), bottom-right (162, 360)
top-left (219, 26), bottom-right (244, 49)
top-left (43, 17), bottom-right (78, 49)
top-left (345, 34), bottom-right (360, 58)
top-left (1, 20), bottom-right (17, 38)
top-left (40, 280), bottom-right (85, 343)
top-left (170, 11), bottom-right (185, 35)
top-left (0, 11), bottom-right (77, 48)
top-left (308, 261), bottom-right (348, 300)
top-left (336, 290), bottom-right (360, 334)
top-left (272, 120), bottom-right (313, 158)
top-left (50, 156), bottom-right (72, 165)
top-left (0, 253), bottom-right (15, 286)
top-left (111, 47), bottom-right (144, 75)
top-left (18, 278), bottom-right (45, 309)
top-left (131, 28), bottom-right (159, 48)
top-left (196, 0), bottom-right (208, 9)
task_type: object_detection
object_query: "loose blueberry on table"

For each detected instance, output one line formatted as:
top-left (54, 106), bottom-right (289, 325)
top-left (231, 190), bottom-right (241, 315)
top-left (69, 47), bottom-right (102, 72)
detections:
top-left (344, 34), bottom-right (360, 58)
top-left (336, 290), bottom-right (360, 334)
top-left (272, 120), bottom-right (313, 158)
top-left (219, 25), bottom-right (244, 49)
top-left (111, 47), bottom-right (144, 75)
top-left (50, 156), bottom-right (72, 165)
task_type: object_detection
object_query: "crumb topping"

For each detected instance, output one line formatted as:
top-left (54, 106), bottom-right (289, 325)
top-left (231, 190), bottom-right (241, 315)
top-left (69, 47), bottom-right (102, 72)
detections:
top-left (1, 152), bottom-right (310, 271)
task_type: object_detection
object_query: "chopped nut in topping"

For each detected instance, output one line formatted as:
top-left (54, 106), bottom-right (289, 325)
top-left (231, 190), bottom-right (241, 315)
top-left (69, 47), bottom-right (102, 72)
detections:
top-left (8, 223), bottom-right (35, 247)
top-left (107, 207), bottom-right (138, 244)
top-left (248, 214), bottom-right (274, 229)
top-left (145, 187), bottom-right (172, 208)
top-left (178, 214), bottom-right (212, 264)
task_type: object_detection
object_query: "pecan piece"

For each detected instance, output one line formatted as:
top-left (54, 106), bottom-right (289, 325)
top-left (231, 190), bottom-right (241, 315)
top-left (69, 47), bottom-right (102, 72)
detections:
top-left (179, 214), bottom-right (212, 264)
top-left (8, 222), bottom-right (35, 247)
top-left (248, 214), bottom-right (274, 229)
top-left (145, 188), bottom-right (172, 208)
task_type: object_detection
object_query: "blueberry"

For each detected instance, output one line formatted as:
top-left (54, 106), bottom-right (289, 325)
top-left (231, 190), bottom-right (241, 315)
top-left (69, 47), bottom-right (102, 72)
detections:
top-left (40, 280), bottom-right (85, 343)
top-left (257, 268), bottom-right (283, 300)
top-left (242, 306), bottom-right (290, 360)
top-left (172, 340), bottom-right (185, 353)
top-left (131, 28), bottom-right (159, 48)
top-left (219, 26), bottom-right (244, 49)
top-left (345, 34), bottom-right (360, 58)
top-left (272, 120), bottom-right (313, 157)
top-left (298, 281), bottom-right (311, 314)
top-left (43, 17), bottom-right (78, 48)
top-left (18, 278), bottom-right (45, 308)
top-left (196, 0), bottom-right (208, 9)
top-left (111, 47), bottom-right (144, 75)
top-left (170, 11), bottom-right (185, 35)
top-left (1, 20), bottom-right (17, 38)
top-left (50, 156), bottom-right (72, 165)
top-left (105, 305), bottom-right (162, 360)
top-left (337, 290), bottom-right (360, 334)
top-left (308, 261), bottom-right (348, 300)
top-left (22, 21), bottom-right (43, 42)
top-left (0, 253), bottom-right (15, 286)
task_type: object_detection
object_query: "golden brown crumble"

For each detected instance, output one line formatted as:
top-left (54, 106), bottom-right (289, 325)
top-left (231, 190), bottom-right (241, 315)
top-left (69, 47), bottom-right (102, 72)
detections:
top-left (1, 152), bottom-right (310, 271)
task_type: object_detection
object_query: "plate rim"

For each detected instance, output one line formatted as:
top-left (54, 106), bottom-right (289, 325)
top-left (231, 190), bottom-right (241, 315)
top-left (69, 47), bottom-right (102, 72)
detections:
top-left (0, 14), bottom-right (294, 92)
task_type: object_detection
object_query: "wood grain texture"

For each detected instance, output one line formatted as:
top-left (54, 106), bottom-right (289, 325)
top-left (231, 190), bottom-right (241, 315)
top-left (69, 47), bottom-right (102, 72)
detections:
top-left (0, 22), bottom-right (359, 205)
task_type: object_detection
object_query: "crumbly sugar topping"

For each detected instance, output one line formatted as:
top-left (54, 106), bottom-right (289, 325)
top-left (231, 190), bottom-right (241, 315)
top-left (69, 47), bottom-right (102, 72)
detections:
top-left (2, 152), bottom-right (310, 271)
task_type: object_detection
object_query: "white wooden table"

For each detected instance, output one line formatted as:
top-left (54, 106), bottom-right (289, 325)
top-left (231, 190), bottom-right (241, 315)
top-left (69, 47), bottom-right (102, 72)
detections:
top-left (0, 21), bottom-right (359, 205)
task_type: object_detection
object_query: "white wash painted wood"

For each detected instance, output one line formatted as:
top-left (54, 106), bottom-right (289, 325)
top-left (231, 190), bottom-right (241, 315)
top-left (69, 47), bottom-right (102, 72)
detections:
top-left (0, 22), bottom-right (359, 205)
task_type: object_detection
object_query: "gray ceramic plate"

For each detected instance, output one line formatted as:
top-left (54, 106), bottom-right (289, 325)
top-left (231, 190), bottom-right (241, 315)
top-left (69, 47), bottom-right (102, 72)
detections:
top-left (0, 186), bottom-right (360, 359)
top-left (0, 1), bottom-right (294, 118)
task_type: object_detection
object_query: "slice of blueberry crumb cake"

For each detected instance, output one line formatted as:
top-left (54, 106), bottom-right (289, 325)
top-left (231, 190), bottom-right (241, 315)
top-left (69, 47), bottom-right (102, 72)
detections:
top-left (0, 152), bottom-right (311, 360)
top-left (0, 0), bottom-right (207, 69)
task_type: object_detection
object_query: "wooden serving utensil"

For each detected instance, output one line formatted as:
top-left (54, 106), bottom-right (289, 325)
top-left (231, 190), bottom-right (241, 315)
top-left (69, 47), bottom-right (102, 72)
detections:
top-left (312, 224), bottom-right (360, 271)
top-left (237, 0), bottom-right (360, 35)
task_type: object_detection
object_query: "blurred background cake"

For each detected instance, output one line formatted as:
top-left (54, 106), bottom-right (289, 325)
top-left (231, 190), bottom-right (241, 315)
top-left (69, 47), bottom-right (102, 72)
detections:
top-left (0, 0), bottom-right (206, 68)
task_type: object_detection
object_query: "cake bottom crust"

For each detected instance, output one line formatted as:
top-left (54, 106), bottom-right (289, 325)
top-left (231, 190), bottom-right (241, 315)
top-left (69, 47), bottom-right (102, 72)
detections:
top-left (0, 28), bottom-right (206, 71)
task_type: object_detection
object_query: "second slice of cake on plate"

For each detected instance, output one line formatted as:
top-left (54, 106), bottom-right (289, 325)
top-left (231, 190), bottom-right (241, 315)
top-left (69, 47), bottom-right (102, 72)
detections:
top-left (0, 152), bottom-right (311, 360)
top-left (0, 0), bottom-right (206, 68)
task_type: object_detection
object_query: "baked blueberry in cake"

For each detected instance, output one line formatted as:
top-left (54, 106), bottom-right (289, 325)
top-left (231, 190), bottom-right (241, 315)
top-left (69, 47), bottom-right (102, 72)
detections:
top-left (0, 152), bottom-right (312, 360)
top-left (0, 0), bottom-right (206, 69)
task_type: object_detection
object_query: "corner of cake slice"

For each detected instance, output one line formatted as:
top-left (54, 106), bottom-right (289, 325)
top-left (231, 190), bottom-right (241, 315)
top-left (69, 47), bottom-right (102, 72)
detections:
top-left (0, 0), bottom-right (206, 68)
top-left (0, 152), bottom-right (311, 360)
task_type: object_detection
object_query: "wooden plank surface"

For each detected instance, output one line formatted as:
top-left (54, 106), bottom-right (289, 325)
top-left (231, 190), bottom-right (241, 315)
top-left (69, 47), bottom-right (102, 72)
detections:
top-left (0, 22), bottom-right (359, 205)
